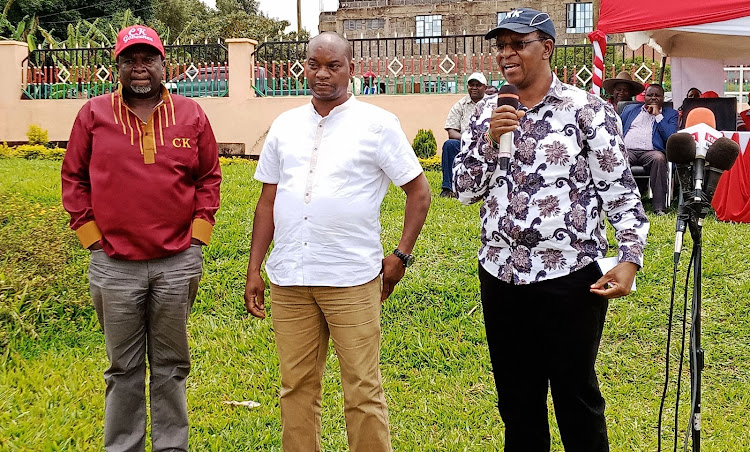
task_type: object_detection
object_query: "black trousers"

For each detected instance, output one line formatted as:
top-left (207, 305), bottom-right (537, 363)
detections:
top-left (479, 262), bottom-right (610, 452)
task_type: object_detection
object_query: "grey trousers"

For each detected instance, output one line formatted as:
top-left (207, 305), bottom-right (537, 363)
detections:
top-left (89, 245), bottom-right (203, 452)
top-left (627, 149), bottom-right (669, 211)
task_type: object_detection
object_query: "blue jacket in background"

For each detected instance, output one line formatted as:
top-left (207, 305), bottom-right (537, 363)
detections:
top-left (621, 104), bottom-right (679, 151)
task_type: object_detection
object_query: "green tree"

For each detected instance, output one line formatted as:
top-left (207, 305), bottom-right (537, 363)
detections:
top-left (191, 11), bottom-right (305, 44)
top-left (2, 0), bottom-right (307, 50)
top-left (216, 0), bottom-right (258, 15)
top-left (152, 0), bottom-right (208, 38)
top-left (3, 0), bottom-right (154, 41)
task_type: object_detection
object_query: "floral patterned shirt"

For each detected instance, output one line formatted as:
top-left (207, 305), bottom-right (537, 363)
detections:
top-left (453, 75), bottom-right (649, 284)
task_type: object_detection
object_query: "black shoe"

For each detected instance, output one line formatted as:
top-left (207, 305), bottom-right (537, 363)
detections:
top-left (653, 209), bottom-right (666, 216)
top-left (440, 188), bottom-right (455, 198)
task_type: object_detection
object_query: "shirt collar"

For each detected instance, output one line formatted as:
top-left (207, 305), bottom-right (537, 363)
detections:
top-left (308, 94), bottom-right (356, 119)
top-left (522, 73), bottom-right (562, 111)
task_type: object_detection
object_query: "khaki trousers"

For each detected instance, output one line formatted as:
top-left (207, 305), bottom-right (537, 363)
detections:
top-left (270, 277), bottom-right (392, 452)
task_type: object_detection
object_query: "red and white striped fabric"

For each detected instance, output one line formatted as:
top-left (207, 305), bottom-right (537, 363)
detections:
top-left (587, 30), bottom-right (607, 96)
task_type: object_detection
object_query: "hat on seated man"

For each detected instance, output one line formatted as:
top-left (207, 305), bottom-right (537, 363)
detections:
top-left (602, 71), bottom-right (645, 111)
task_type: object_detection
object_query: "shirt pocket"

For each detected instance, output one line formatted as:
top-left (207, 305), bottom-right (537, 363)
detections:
top-left (159, 125), bottom-right (199, 166)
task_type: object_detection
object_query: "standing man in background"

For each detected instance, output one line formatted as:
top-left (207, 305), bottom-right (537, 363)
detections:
top-left (440, 72), bottom-right (487, 197)
top-left (244, 32), bottom-right (430, 452)
top-left (453, 9), bottom-right (648, 451)
top-left (62, 25), bottom-right (221, 451)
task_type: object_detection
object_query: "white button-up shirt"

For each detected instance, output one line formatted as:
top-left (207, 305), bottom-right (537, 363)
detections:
top-left (255, 96), bottom-right (423, 287)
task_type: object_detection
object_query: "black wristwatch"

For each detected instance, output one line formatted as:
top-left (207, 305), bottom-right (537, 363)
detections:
top-left (393, 248), bottom-right (415, 267)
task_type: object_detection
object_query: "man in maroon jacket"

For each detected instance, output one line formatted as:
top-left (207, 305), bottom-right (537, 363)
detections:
top-left (61, 25), bottom-right (221, 452)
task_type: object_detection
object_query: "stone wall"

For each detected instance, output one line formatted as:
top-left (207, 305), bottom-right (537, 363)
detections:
top-left (319, 0), bottom-right (596, 44)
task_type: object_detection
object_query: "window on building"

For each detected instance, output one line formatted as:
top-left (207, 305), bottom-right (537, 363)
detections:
top-left (344, 18), bottom-right (385, 31)
top-left (366, 18), bottom-right (385, 30)
top-left (566, 3), bottom-right (593, 33)
top-left (416, 14), bottom-right (441, 43)
top-left (497, 11), bottom-right (510, 25)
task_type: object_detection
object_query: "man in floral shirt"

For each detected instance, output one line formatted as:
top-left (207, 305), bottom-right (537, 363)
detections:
top-left (453, 9), bottom-right (649, 451)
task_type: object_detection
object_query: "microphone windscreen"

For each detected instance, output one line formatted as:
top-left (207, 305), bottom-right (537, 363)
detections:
top-left (705, 137), bottom-right (740, 171)
top-left (497, 84), bottom-right (519, 109)
top-left (666, 133), bottom-right (696, 164)
top-left (685, 107), bottom-right (716, 128)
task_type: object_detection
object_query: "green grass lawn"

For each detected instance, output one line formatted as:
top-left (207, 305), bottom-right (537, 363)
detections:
top-left (1, 158), bottom-right (749, 450)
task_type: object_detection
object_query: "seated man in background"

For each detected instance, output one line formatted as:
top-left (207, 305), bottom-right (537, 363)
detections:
top-left (440, 72), bottom-right (487, 197)
top-left (602, 71), bottom-right (644, 112)
top-left (621, 83), bottom-right (678, 215)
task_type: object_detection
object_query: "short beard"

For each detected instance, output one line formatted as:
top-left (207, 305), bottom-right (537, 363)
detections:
top-left (130, 83), bottom-right (152, 94)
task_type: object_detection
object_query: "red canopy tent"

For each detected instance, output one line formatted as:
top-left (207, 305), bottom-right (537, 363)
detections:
top-left (596, 0), bottom-right (750, 37)
top-left (591, 0), bottom-right (750, 222)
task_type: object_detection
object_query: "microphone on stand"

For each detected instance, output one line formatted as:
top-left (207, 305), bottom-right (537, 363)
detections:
top-left (495, 84), bottom-right (519, 171)
top-left (683, 107), bottom-right (718, 202)
top-left (702, 137), bottom-right (740, 207)
top-left (666, 133), bottom-right (697, 204)
top-left (665, 133), bottom-right (696, 263)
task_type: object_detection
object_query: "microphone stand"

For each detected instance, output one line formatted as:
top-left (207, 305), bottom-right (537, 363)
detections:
top-left (685, 202), bottom-right (708, 452)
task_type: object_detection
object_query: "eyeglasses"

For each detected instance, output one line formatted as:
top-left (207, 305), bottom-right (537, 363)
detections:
top-left (493, 38), bottom-right (547, 53)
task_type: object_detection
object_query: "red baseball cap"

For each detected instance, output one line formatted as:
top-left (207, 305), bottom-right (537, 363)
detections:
top-left (114, 25), bottom-right (165, 59)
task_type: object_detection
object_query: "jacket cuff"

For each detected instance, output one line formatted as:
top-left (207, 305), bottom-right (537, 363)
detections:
top-left (192, 218), bottom-right (214, 245)
top-left (75, 221), bottom-right (102, 249)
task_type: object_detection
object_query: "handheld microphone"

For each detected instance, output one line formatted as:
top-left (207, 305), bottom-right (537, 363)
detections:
top-left (665, 133), bottom-right (696, 263)
top-left (683, 107), bottom-right (718, 202)
top-left (703, 137), bottom-right (740, 206)
top-left (495, 84), bottom-right (519, 171)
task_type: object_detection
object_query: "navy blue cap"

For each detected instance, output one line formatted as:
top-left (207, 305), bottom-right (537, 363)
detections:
top-left (485, 9), bottom-right (556, 41)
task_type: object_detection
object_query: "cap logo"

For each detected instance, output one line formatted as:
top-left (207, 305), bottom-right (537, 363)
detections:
top-left (508, 9), bottom-right (523, 18)
top-left (529, 13), bottom-right (552, 27)
top-left (123, 27), bottom-right (154, 44)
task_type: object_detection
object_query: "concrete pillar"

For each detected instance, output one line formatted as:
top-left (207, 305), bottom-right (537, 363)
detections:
top-left (0, 41), bottom-right (29, 140)
top-left (225, 38), bottom-right (258, 99)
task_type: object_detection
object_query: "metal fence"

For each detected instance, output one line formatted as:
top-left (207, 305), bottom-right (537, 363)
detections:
top-left (252, 35), bottom-right (666, 96)
top-left (22, 43), bottom-right (228, 100)
top-left (20, 36), bottom-right (669, 99)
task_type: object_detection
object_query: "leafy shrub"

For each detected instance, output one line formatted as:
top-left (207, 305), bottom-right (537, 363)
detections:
top-left (219, 156), bottom-right (253, 165)
top-left (418, 154), bottom-right (441, 171)
top-left (26, 124), bottom-right (49, 146)
top-left (0, 142), bottom-right (14, 158)
top-left (14, 144), bottom-right (66, 160)
top-left (412, 129), bottom-right (437, 159)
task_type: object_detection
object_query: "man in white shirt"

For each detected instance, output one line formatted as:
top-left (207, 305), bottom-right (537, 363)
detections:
top-left (244, 32), bottom-right (431, 452)
top-left (621, 84), bottom-right (679, 215)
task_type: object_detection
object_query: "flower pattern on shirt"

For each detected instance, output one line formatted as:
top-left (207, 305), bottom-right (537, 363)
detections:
top-left (453, 75), bottom-right (649, 284)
